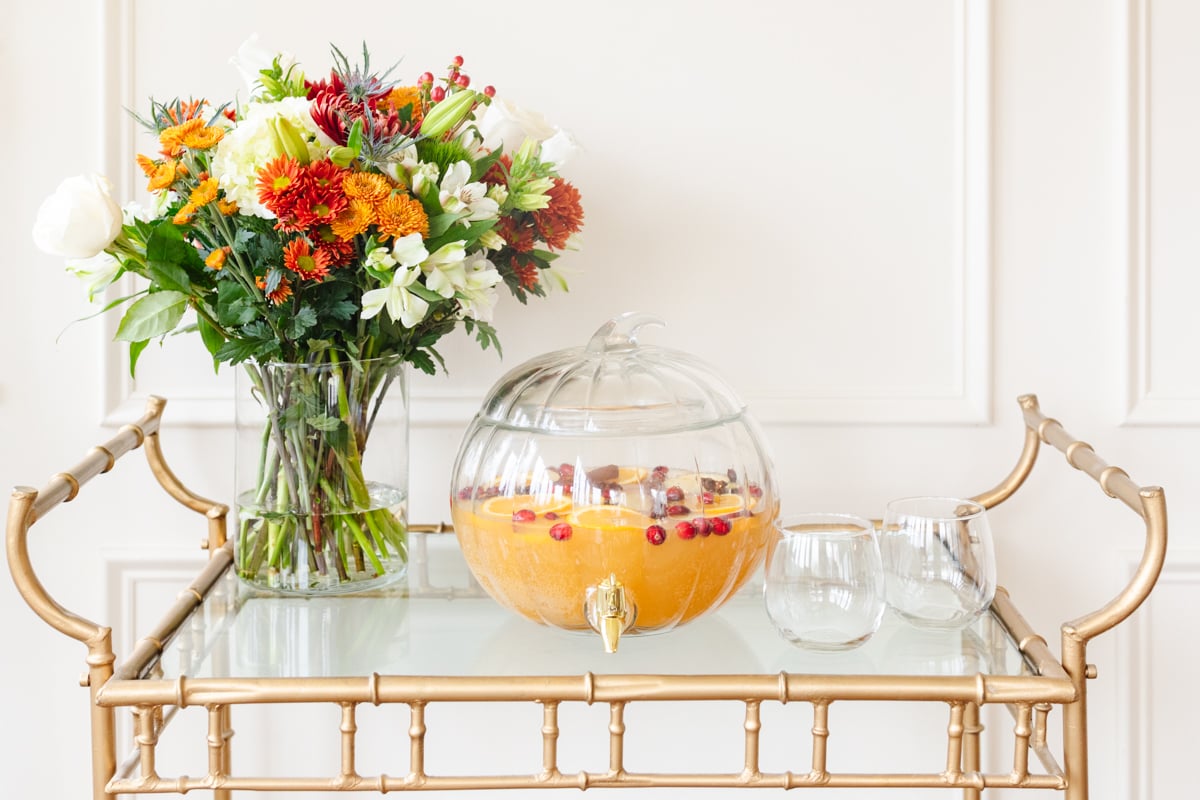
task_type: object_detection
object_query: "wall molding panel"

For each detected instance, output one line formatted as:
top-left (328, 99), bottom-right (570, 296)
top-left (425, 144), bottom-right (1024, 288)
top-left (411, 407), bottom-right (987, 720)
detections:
top-left (1124, 0), bottom-right (1200, 425)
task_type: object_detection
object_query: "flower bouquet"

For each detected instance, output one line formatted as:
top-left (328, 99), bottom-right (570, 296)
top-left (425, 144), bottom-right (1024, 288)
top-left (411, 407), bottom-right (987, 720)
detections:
top-left (32, 39), bottom-right (585, 593)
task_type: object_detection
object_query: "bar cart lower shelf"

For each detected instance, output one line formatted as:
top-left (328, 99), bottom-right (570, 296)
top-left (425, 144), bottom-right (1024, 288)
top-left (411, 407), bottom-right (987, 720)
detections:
top-left (5, 395), bottom-right (1166, 799)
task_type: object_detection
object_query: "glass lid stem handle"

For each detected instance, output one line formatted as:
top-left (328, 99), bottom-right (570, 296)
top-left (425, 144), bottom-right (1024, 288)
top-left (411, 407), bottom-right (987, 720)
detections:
top-left (585, 311), bottom-right (666, 354)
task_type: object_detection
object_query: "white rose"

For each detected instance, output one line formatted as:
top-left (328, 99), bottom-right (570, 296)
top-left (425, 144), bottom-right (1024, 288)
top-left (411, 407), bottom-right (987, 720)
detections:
top-left (230, 34), bottom-right (295, 99)
top-left (539, 128), bottom-right (581, 170)
top-left (32, 174), bottom-right (123, 259)
top-left (476, 98), bottom-right (558, 153)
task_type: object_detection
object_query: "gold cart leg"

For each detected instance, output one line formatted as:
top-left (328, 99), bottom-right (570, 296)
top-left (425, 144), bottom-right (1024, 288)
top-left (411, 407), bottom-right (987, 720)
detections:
top-left (1062, 637), bottom-right (1089, 800)
top-left (86, 633), bottom-right (117, 800)
top-left (962, 701), bottom-right (982, 800)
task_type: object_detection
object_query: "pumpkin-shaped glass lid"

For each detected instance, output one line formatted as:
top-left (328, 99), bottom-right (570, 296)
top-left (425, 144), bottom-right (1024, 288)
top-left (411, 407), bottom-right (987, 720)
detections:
top-left (477, 312), bottom-right (749, 435)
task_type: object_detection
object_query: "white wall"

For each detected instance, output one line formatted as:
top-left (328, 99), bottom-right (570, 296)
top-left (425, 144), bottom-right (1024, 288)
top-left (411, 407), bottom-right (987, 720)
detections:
top-left (1, 0), bottom-right (1195, 798)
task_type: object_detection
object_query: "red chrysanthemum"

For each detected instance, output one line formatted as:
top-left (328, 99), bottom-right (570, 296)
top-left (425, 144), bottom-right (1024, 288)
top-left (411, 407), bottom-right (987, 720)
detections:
top-left (309, 90), bottom-right (355, 145)
top-left (257, 155), bottom-right (303, 218)
top-left (496, 215), bottom-right (536, 253)
top-left (277, 161), bottom-right (349, 231)
top-left (512, 259), bottom-right (540, 291)
top-left (532, 179), bottom-right (584, 251)
top-left (481, 155), bottom-right (512, 187)
top-left (282, 238), bottom-right (332, 282)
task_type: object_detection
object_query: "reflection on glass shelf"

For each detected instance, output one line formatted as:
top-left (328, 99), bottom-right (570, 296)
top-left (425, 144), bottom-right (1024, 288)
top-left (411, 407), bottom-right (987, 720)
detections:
top-left (154, 533), bottom-right (1033, 681)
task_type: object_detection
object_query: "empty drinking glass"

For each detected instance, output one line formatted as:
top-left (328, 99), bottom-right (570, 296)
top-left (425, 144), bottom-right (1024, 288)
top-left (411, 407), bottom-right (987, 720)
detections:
top-left (764, 514), bottom-right (886, 651)
top-left (880, 496), bottom-right (996, 630)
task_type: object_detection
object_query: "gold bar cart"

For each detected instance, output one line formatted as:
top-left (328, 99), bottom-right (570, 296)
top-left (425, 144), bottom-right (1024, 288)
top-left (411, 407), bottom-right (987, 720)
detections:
top-left (6, 395), bottom-right (1166, 798)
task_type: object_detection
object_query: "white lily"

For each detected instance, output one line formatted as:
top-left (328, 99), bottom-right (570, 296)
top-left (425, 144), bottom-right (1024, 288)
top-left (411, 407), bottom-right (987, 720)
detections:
top-left (439, 161), bottom-right (499, 222)
top-left (457, 252), bottom-right (503, 322)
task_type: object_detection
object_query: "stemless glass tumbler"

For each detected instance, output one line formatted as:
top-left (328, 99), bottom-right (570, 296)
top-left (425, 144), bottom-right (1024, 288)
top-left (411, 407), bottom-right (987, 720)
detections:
top-left (764, 514), bottom-right (886, 651)
top-left (880, 497), bottom-right (996, 630)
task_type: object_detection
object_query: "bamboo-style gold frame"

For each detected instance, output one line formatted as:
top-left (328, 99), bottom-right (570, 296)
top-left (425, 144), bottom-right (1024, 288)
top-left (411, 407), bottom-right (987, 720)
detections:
top-left (6, 395), bottom-right (1166, 798)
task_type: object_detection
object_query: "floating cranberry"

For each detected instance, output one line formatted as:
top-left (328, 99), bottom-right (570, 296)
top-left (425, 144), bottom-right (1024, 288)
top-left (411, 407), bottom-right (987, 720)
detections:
top-left (692, 517), bottom-right (712, 536)
top-left (544, 511), bottom-right (559, 521)
top-left (653, 465), bottom-right (670, 476)
top-left (700, 491), bottom-right (715, 505)
top-left (710, 517), bottom-right (732, 536)
top-left (665, 486), bottom-right (684, 502)
top-left (727, 468), bottom-right (739, 483)
top-left (512, 509), bottom-right (536, 523)
top-left (749, 484), bottom-right (763, 498)
top-left (549, 523), bottom-right (572, 541)
top-left (646, 525), bottom-right (667, 545)
top-left (558, 463), bottom-right (576, 480)
top-left (675, 521), bottom-right (697, 540)
top-left (457, 487), bottom-right (473, 501)
top-left (665, 504), bottom-right (691, 517)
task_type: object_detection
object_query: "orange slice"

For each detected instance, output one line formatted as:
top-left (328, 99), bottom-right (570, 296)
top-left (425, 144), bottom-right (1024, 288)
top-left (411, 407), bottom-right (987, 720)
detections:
top-left (696, 493), bottom-right (745, 517)
top-left (481, 494), bottom-right (572, 518)
top-left (570, 504), bottom-right (655, 533)
top-left (615, 466), bottom-right (648, 485)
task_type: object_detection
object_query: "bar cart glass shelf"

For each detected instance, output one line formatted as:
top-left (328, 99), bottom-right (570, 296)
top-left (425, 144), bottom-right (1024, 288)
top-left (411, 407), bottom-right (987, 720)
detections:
top-left (5, 395), bottom-right (1167, 799)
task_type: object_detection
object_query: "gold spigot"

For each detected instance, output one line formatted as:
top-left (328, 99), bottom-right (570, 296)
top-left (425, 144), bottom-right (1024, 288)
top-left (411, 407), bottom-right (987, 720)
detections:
top-left (591, 573), bottom-right (629, 653)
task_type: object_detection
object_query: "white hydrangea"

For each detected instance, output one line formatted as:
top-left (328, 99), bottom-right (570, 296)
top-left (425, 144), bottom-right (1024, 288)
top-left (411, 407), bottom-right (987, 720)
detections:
top-left (210, 97), bottom-right (332, 218)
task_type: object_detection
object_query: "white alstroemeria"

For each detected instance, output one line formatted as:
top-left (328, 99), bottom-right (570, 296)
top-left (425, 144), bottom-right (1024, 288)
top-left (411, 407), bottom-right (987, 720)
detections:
top-left (360, 235), bottom-right (432, 327)
top-left (121, 201), bottom-right (154, 225)
top-left (150, 189), bottom-right (178, 218)
top-left (457, 252), bottom-right (502, 322)
top-left (409, 161), bottom-right (441, 197)
top-left (360, 263), bottom-right (428, 327)
top-left (541, 258), bottom-right (582, 293)
top-left (420, 240), bottom-right (469, 298)
top-left (485, 183), bottom-right (508, 206)
top-left (439, 161), bottom-right (499, 222)
top-left (65, 251), bottom-right (121, 303)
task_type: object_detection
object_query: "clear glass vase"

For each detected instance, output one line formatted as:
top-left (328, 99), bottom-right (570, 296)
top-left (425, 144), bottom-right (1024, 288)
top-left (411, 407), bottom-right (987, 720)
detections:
top-left (234, 356), bottom-right (409, 594)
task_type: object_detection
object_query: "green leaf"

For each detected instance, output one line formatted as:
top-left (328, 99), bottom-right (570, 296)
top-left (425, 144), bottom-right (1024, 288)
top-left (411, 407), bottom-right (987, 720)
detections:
top-left (408, 283), bottom-right (443, 303)
top-left (114, 291), bottom-right (189, 342)
top-left (147, 259), bottom-right (191, 294)
top-left (530, 249), bottom-right (560, 263)
top-left (287, 306), bottom-right (318, 338)
top-left (128, 340), bottom-right (150, 379)
top-left (196, 315), bottom-right (226, 370)
top-left (427, 212), bottom-right (468, 239)
top-left (304, 414), bottom-right (343, 432)
top-left (217, 280), bottom-right (256, 327)
top-left (146, 221), bottom-right (204, 268)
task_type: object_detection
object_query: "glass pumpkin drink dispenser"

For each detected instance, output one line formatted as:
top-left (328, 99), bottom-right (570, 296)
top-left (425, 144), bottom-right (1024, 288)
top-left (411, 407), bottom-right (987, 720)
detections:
top-left (450, 314), bottom-right (779, 652)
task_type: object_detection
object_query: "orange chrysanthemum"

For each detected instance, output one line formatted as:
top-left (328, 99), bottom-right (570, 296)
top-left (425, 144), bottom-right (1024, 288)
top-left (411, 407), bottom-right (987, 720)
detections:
top-left (313, 225), bottom-right (357, 267)
top-left (342, 171), bottom-right (391, 203)
top-left (188, 177), bottom-right (219, 208)
top-left (181, 125), bottom-right (225, 150)
top-left (146, 161), bottom-right (178, 192)
top-left (374, 192), bottom-right (429, 241)
top-left (173, 203), bottom-right (197, 225)
top-left (256, 275), bottom-right (293, 305)
top-left (205, 247), bottom-right (229, 270)
top-left (384, 86), bottom-right (423, 126)
top-left (136, 154), bottom-right (157, 178)
top-left (330, 199), bottom-right (374, 240)
top-left (160, 118), bottom-right (205, 157)
top-left (217, 198), bottom-right (239, 216)
top-left (532, 178), bottom-right (584, 250)
top-left (282, 238), bottom-right (332, 281)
